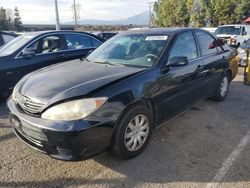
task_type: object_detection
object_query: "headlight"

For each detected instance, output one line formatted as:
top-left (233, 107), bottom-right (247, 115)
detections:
top-left (41, 97), bottom-right (108, 121)
top-left (230, 38), bottom-right (236, 45)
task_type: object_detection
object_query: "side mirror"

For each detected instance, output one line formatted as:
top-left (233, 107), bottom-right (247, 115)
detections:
top-left (22, 48), bottom-right (36, 58)
top-left (242, 31), bottom-right (247, 36)
top-left (168, 56), bottom-right (188, 67)
top-left (216, 39), bottom-right (225, 46)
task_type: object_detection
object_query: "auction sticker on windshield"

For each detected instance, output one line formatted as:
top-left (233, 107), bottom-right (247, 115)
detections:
top-left (146, 36), bottom-right (168, 41)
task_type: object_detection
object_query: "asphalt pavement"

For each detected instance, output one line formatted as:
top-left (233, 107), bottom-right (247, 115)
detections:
top-left (0, 68), bottom-right (250, 188)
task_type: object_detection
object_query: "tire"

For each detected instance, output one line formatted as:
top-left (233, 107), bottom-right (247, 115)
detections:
top-left (110, 105), bottom-right (153, 159)
top-left (211, 73), bottom-right (230, 101)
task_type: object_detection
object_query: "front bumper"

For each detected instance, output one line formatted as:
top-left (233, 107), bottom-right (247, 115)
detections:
top-left (7, 99), bottom-right (114, 161)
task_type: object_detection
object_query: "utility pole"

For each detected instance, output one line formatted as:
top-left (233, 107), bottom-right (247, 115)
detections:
top-left (147, 2), bottom-right (153, 28)
top-left (73, 0), bottom-right (78, 29)
top-left (55, 0), bottom-right (60, 30)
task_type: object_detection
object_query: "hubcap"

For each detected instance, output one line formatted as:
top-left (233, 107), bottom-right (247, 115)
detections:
top-left (124, 114), bottom-right (149, 152)
top-left (220, 76), bottom-right (229, 97)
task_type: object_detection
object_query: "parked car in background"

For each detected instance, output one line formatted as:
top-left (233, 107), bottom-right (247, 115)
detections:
top-left (93, 31), bottom-right (117, 40)
top-left (238, 38), bottom-right (250, 67)
top-left (0, 31), bottom-right (104, 97)
top-left (0, 31), bottom-right (18, 47)
top-left (214, 25), bottom-right (250, 48)
top-left (8, 28), bottom-right (234, 161)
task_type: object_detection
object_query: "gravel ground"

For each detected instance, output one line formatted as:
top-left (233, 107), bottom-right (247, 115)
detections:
top-left (0, 68), bottom-right (250, 188)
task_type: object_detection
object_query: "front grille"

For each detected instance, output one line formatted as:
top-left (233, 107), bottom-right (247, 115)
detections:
top-left (219, 37), bottom-right (231, 41)
top-left (16, 92), bottom-right (45, 114)
top-left (56, 147), bottom-right (74, 156)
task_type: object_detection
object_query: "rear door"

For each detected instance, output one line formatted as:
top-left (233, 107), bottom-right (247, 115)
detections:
top-left (157, 31), bottom-right (205, 123)
top-left (194, 31), bottom-right (228, 96)
top-left (62, 33), bottom-right (101, 61)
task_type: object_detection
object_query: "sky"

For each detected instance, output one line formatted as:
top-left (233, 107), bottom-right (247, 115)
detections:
top-left (0, 0), bottom-right (154, 24)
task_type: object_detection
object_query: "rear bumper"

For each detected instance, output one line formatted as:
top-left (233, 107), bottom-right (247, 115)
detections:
top-left (8, 99), bottom-right (115, 161)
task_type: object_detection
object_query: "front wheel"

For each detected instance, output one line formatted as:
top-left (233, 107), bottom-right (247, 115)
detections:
top-left (110, 105), bottom-right (153, 159)
top-left (210, 74), bottom-right (230, 101)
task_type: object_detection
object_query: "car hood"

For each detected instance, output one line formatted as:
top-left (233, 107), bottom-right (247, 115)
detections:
top-left (17, 60), bottom-right (145, 105)
top-left (216, 34), bottom-right (237, 39)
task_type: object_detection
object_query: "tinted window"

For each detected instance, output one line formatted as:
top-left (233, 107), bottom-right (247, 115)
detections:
top-left (196, 31), bottom-right (217, 56)
top-left (24, 35), bottom-right (61, 55)
top-left (65, 34), bottom-right (92, 49)
top-left (169, 31), bottom-right (198, 60)
top-left (2, 34), bottom-right (15, 43)
top-left (91, 38), bottom-right (101, 48)
top-left (41, 35), bottom-right (61, 53)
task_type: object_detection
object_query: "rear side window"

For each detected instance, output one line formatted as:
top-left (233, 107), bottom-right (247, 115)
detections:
top-left (196, 31), bottom-right (217, 56)
top-left (65, 34), bottom-right (92, 49)
top-left (25, 35), bottom-right (62, 55)
top-left (2, 34), bottom-right (15, 43)
top-left (169, 31), bottom-right (198, 60)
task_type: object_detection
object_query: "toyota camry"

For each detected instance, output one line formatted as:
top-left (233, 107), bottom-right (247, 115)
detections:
top-left (8, 28), bottom-right (234, 160)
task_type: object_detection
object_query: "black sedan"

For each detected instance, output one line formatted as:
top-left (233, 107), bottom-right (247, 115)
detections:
top-left (0, 31), bottom-right (103, 97)
top-left (8, 28), bottom-right (234, 161)
top-left (0, 31), bottom-right (17, 47)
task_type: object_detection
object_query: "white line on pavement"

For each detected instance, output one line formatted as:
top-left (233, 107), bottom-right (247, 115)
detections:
top-left (206, 130), bottom-right (250, 188)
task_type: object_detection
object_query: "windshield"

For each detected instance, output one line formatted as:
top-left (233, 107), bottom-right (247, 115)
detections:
top-left (215, 26), bottom-right (242, 35)
top-left (87, 33), bottom-right (169, 67)
top-left (0, 34), bottom-right (35, 56)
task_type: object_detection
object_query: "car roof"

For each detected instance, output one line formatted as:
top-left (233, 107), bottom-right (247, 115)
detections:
top-left (122, 27), bottom-right (202, 35)
top-left (218, 24), bottom-right (250, 27)
top-left (21, 30), bottom-right (105, 42)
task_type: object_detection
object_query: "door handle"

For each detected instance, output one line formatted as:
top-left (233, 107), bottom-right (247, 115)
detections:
top-left (6, 72), bottom-right (13, 75)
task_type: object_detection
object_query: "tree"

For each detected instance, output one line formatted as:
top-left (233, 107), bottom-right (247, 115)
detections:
top-left (175, 0), bottom-right (190, 26)
top-left (0, 7), bottom-right (8, 31)
top-left (212, 0), bottom-right (236, 25)
top-left (153, 0), bottom-right (190, 27)
top-left (235, 0), bottom-right (250, 23)
top-left (13, 7), bottom-right (22, 31)
top-left (187, 0), bottom-right (206, 27)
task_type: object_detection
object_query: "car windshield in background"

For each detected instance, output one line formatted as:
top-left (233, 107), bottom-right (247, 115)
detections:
top-left (87, 34), bottom-right (169, 68)
top-left (215, 26), bottom-right (241, 35)
top-left (0, 34), bottom-right (35, 56)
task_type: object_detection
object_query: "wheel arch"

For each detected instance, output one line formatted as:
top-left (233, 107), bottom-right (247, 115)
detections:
top-left (226, 68), bottom-right (233, 82)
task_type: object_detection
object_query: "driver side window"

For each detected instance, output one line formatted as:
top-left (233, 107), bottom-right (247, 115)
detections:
top-left (169, 31), bottom-right (198, 61)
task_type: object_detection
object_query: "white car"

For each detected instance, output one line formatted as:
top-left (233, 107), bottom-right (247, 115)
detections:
top-left (238, 38), bottom-right (250, 67)
top-left (215, 25), bottom-right (250, 47)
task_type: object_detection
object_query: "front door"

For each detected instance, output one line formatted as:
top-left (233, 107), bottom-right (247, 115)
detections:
top-left (157, 31), bottom-right (204, 124)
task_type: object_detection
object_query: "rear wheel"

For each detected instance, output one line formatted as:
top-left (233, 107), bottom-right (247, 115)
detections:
top-left (110, 105), bottom-right (153, 159)
top-left (211, 73), bottom-right (230, 101)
